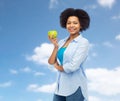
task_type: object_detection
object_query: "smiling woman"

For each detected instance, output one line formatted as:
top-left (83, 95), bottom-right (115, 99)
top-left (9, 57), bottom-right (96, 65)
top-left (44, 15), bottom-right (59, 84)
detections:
top-left (48, 8), bottom-right (90, 101)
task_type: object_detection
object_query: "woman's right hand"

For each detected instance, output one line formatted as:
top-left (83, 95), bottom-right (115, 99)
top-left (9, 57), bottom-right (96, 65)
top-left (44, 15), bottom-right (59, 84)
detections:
top-left (48, 36), bottom-right (59, 48)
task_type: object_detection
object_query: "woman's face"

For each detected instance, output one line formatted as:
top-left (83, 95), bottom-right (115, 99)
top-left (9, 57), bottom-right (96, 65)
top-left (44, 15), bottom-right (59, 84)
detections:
top-left (66, 16), bottom-right (81, 35)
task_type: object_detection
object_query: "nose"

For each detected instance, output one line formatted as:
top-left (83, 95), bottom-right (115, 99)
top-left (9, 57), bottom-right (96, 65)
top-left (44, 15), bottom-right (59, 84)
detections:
top-left (69, 23), bottom-right (74, 27)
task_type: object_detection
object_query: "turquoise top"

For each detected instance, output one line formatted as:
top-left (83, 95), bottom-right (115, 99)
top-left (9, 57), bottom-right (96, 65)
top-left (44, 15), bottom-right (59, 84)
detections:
top-left (57, 47), bottom-right (66, 65)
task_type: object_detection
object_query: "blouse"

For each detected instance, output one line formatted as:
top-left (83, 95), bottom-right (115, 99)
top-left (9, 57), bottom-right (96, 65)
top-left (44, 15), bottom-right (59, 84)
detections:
top-left (57, 47), bottom-right (66, 65)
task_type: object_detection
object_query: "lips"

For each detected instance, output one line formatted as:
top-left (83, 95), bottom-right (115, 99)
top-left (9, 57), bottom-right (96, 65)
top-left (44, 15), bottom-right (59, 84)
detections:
top-left (68, 28), bottom-right (75, 32)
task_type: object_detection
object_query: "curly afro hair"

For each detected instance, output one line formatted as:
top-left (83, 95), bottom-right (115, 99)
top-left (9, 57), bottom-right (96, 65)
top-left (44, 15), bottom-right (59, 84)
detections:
top-left (60, 8), bottom-right (90, 32)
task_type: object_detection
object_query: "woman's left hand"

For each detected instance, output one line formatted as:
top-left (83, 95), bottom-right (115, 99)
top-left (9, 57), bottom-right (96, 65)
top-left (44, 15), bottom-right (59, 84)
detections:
top-left (54, 61), bottom-right (64, 72)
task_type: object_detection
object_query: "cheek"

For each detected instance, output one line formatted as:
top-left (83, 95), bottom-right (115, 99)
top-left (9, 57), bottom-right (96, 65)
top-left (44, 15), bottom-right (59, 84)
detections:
top-left (76, 25), bottom-right (81, 30)
top-left (66, 25), bottom-right (69, 30)
top-left (78, 25), bottom-right (81, 31)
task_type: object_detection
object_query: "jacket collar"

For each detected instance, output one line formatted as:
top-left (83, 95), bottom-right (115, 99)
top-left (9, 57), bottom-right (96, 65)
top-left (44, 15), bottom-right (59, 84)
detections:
top-left (63, 34), bottom-right (82, 42)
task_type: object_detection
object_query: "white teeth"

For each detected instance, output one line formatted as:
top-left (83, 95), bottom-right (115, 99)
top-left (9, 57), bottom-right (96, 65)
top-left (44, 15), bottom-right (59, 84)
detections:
top-left (69, 28), bottom-right (74, 30)
top-left (69, 29), bottom-right (74, 31)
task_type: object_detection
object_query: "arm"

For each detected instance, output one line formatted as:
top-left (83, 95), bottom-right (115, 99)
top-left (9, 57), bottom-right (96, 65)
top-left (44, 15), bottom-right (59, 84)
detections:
top-left (48, 36), bottom-right (59, 64)
top-left (48, 36), bottom-right (64, 72)
top-left (63, 40), bottom-right (89, 73)
top-left (54, 61), bottom-right (64, 72)
top-left (48, 44), bottom-right (64, 72)
top-left (48, 46), bottom-right (58, 64)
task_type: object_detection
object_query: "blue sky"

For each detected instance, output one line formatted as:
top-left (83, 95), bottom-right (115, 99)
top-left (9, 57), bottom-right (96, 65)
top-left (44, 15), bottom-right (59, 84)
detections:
top-left (0, 0), bottom-right (120, 101)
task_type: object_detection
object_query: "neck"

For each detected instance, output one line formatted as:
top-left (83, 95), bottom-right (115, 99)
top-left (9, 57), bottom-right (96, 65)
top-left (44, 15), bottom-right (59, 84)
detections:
top-left (69, 33), bottom-right (80, 40)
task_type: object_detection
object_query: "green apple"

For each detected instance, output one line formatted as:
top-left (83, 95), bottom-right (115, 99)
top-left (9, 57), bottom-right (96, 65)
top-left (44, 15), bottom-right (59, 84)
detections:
top-left (48, 30), bottom-right (57, 39)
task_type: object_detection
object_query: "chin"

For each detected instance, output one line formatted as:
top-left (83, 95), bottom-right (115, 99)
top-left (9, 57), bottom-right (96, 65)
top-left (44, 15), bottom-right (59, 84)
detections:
top-left (70, 32), bottom-right (76, 34)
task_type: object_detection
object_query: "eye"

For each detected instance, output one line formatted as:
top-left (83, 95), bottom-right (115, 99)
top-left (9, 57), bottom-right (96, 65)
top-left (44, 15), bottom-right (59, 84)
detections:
top-left (67, 22), bottom-right (71, 24)
top-left (73, 22), bottom-right (78, 24)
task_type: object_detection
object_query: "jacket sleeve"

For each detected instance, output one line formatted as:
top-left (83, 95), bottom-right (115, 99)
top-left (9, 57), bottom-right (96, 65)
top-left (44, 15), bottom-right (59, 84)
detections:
top-left (63, 40), bottom-right (89, 73)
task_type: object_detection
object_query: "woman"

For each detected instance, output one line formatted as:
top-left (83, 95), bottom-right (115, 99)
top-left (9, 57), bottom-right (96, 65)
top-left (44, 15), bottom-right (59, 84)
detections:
top-left (48, 8), bottom-right (90, 101)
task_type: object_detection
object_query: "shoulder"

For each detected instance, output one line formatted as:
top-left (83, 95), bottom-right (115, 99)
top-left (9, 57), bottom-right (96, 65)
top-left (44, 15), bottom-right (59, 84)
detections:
top-left (58, 37), bottom-right (68, 44)
top-left (78, 35), bottom-right (89, 45)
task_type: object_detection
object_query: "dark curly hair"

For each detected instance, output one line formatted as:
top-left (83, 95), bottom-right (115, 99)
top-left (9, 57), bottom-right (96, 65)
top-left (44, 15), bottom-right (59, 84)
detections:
top-left (60, 8), bottom-right (90, 32)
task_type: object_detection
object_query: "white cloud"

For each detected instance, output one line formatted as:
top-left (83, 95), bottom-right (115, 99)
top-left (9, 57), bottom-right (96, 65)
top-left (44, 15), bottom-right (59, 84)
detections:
top-left (34, 72), bottom-right (45, 76)
top-left (10, 66), bottom-right (46, 77)
top-left (27, 82), bottom-right (56, 93)
top-left (10, 69), bottom-right (18, 74)
top-left (0, 81), bottom-right (12, 88)
top-left (112, 14), bottom-right (120, 20)
top-left (27, 43), bottom-right (54, 66)
top-left (20, 66), bottom-right (32, 73)
top-left (37, 99), bottom-right (43, 101)
top-left (49, 0), bottom-right (58, 9)
top-left (89, 96), bottom-right (101, 101)
top-left (115, 34), bottom-right (120, 41)
top-left (86, 67), bottom-right (120, 96)
top-left (89, 43), bottom-right (97, 51)
top-left (103, 41), bottom-right (113, 48)
top-left (89, 44), bottom-right (94, 49)
top-left (87, 43), bottom-right (98, 60)
top-left (84, 4), bottom-right (97, 10)
top-left (97, 0), bottom-right (116, 8)
top-left (91, 52), bottom-right (98, 57)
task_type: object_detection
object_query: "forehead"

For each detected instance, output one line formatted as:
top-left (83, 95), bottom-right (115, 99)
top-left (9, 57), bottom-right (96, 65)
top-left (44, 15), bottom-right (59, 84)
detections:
top-left (67, 16), bottom-right (79, 21)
